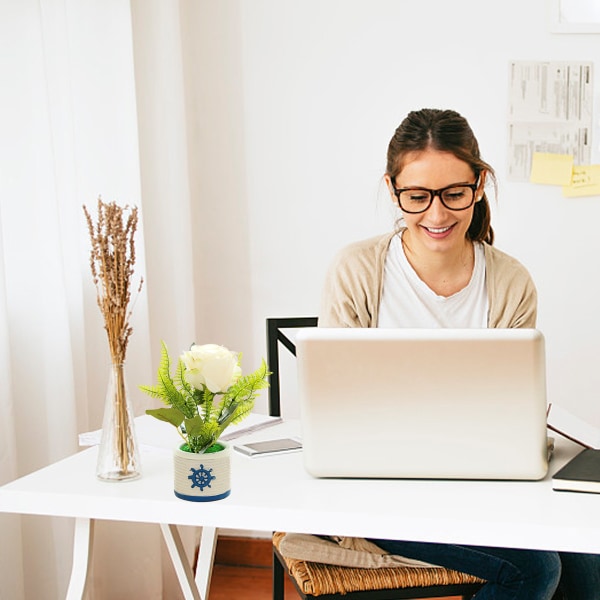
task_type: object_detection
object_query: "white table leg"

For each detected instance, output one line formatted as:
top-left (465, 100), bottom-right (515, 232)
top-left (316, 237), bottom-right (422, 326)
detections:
top-left (195, 527), bottom-right (218, 600)
top-left (66, 517), bottom-right (94, 600)
top-left (160, 523), bottom-right (202, 600)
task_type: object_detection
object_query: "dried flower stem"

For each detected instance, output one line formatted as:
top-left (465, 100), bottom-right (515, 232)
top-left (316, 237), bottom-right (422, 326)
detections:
top-left (84, 198), bottom-right (143, 476)
top-left (110, 362), bottom-right (132, 475)
top-left (84, 198), bottom-right (143, 364)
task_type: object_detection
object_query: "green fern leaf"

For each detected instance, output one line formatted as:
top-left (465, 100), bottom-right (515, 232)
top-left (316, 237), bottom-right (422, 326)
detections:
top-left (138, 384), bottom-right (168, 400)
top-left (218, 398), bottom-right (253, 428)
top-left (224, 359), bottom-right (270, 403)
top-left (174, 358), bottom-right (195, 399)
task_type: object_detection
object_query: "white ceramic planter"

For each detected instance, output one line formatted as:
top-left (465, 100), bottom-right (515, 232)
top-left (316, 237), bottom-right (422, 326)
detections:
top-left (173, 443), bottom-right (231, 502)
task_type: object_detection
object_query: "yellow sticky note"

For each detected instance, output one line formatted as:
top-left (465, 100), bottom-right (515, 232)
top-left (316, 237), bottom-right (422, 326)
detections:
top-left (562, 164), bottom-right (600, 197)
top-left (530, 153), bottom-right (574, 186)
top-left (570, 165), bottom-right (600, 187)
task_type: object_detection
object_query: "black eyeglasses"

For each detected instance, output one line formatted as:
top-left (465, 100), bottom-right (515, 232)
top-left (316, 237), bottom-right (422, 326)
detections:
top-left (392, 180), bottom-right (480, 214)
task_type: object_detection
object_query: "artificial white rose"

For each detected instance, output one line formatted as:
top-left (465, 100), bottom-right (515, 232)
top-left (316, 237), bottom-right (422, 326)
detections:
top-left (181, 343), bottom-right (242, 393)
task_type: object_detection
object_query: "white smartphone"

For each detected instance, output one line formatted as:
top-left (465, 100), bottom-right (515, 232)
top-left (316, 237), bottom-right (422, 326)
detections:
top-left (234, 438), bottom-right (302, 457)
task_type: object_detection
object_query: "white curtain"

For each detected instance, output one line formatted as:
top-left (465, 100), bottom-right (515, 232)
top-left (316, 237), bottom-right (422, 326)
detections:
top-left (0, 1), bottom-right (205, 598)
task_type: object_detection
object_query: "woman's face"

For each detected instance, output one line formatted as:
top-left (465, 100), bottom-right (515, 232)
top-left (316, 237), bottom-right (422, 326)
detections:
top-left (387, 149), bottom-right (485, 255)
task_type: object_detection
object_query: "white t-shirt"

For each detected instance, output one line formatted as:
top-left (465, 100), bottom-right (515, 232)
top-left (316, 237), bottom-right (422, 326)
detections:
top-left (377, 233), bottom-right (488, 328)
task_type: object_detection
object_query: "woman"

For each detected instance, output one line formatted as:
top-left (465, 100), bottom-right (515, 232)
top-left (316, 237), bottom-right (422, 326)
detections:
top-left (320, 108), bottom-right (599, 599)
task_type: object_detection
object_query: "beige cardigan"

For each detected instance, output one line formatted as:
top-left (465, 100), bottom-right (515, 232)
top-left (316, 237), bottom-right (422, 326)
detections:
top-left (320, 231), bottom-right (537, 329)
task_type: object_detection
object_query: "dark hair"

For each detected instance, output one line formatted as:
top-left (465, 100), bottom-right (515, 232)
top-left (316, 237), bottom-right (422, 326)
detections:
top-left (386, 108), bottom-right (495, 245)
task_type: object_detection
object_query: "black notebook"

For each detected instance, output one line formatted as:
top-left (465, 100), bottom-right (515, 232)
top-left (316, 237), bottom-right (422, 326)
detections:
top-left (552, 449), bottom-right (600, 493)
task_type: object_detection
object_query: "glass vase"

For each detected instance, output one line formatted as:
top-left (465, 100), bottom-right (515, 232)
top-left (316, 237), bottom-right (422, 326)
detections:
top-left (96, 362), bottom-right (141, 481)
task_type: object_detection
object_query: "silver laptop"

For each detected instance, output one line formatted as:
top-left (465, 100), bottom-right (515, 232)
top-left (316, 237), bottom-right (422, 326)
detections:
top-left (296, 328), bottom-right (549, 480)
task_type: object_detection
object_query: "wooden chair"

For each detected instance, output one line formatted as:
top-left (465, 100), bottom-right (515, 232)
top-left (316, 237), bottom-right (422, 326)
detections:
top-left (266, 317), bottom-right (484, 600)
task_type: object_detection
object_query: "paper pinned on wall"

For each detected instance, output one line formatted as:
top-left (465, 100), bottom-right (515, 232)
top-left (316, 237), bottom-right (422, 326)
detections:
top-left (507, 61), bottom-right (593, 182)
top-left (563, 165), bottom-right (600, 197)
top-left (530, 152), bottom-right (574, 185)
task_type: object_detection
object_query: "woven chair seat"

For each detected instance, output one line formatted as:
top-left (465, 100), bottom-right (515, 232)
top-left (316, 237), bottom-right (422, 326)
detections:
top-left (273, 532), bottom-right (484, 597)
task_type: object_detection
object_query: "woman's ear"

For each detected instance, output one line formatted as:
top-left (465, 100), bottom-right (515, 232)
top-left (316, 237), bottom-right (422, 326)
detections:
top-left (476, 170), bottom-right (487, 201)
top-left (384, 174), bottom-right (397, 203)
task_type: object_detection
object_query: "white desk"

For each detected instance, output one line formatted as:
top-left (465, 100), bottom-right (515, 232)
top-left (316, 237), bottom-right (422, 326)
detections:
top-left (0, 419), bottom-right (598, 600)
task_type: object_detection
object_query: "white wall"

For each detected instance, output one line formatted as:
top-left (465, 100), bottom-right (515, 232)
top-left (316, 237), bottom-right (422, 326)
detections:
top-left (187, 0), bottom-right (600, 424)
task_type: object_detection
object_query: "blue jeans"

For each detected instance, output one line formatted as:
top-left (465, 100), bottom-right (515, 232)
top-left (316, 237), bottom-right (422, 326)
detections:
top-left (367, 539), bottom-right (600, 599)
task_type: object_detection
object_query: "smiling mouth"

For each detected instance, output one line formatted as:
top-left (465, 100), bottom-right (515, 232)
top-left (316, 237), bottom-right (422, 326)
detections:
top-left (423, 225), bottom-right (453, 234)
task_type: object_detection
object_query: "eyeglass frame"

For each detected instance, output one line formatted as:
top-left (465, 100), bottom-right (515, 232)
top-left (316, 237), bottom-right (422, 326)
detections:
top-left (392, 178), bottom-right (481, 214)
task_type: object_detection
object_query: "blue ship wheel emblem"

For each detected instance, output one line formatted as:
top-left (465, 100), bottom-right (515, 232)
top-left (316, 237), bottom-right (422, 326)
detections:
top-left (188, 464), bottom-right (216, 491)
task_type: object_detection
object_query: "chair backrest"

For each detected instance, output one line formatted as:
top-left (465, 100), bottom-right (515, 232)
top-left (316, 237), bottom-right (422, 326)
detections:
top-left (266, 317), bottom-right (318, 417)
